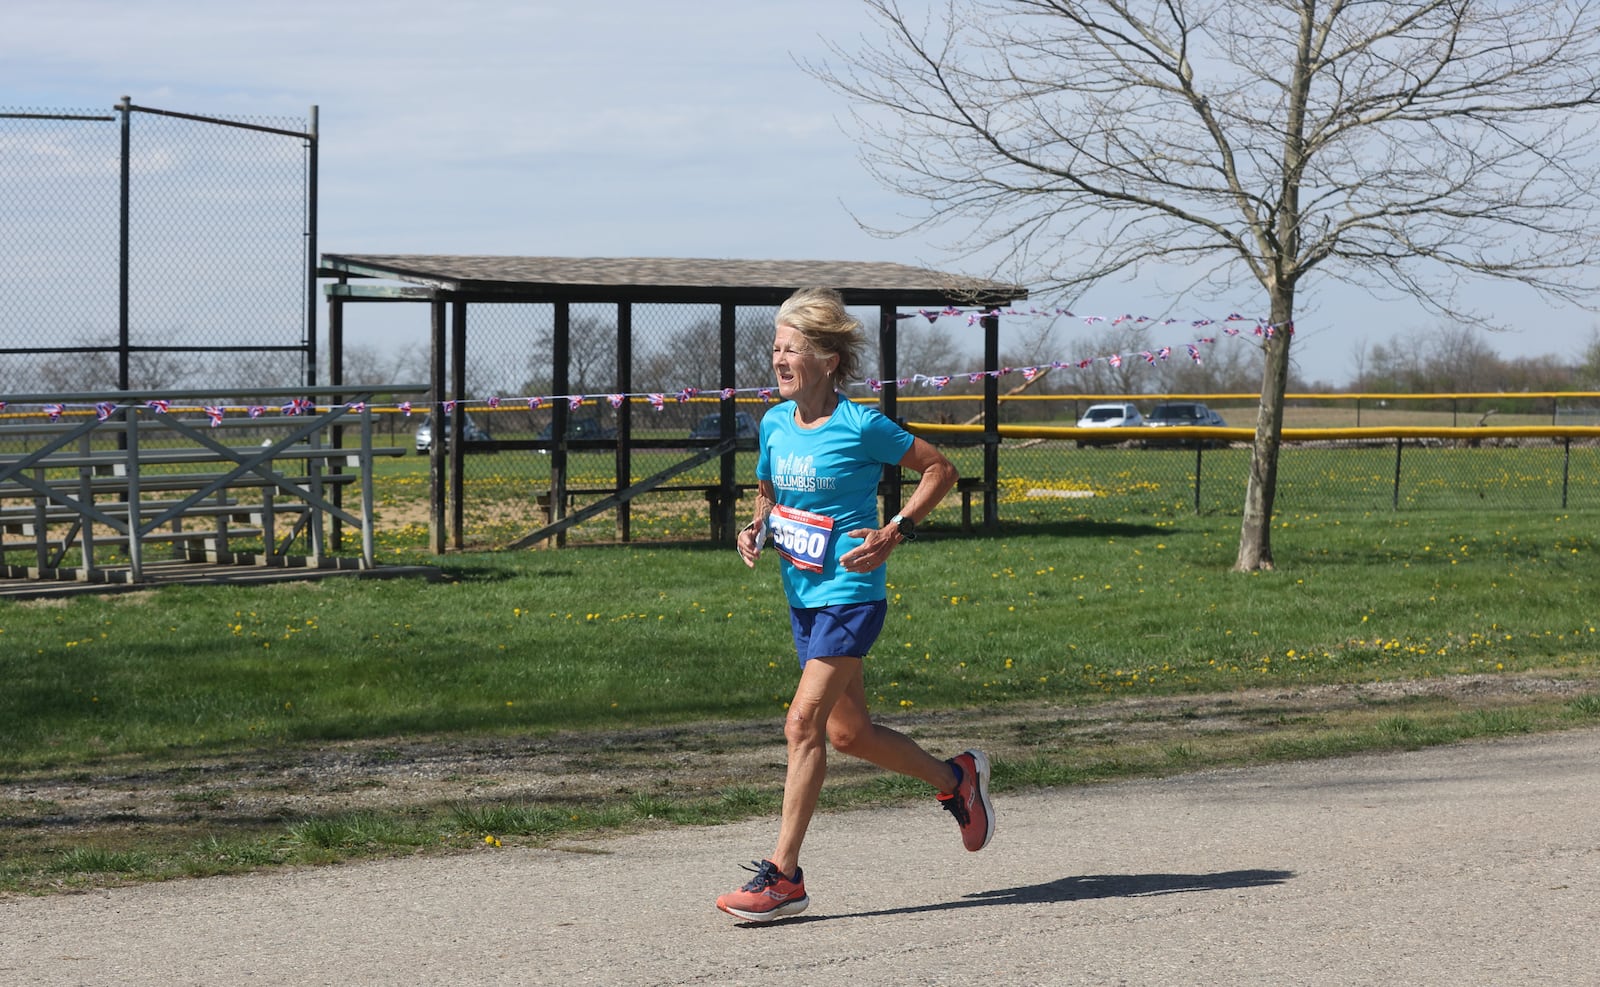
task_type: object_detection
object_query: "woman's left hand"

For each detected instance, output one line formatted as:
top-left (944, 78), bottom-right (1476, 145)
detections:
top-left (839, 525), bottom-right (900, 573)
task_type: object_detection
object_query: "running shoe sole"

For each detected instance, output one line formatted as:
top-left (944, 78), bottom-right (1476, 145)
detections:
top-left (716, 896), bottom-right (810, 922)
top-left (967, 748), bottom-right (994, 850)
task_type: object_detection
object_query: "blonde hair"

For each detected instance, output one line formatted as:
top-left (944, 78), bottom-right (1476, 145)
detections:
top-left (775, 286), bottom-right (866, 384)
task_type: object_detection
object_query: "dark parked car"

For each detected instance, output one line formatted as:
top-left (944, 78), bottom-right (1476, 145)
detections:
top-left (414, 411), bottom-right (490, 454)
top-left (1143, 401), bottom-right (1229, 448)
top-left (537, 415), bottom-right (617, 452)
top-left (689, 411), bottom-right (759, 442)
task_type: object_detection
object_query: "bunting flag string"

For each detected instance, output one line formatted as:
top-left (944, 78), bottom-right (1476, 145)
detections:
top-left (897, 305), bottom-right (1285, 333)
top-left (0, 309), bottom-right (1275, 425)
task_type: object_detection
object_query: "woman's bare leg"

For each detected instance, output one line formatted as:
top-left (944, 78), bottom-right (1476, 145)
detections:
top-left (825, 661), bottom-right (959, 791)
top-left (767, 656), bottom-right (856, 877)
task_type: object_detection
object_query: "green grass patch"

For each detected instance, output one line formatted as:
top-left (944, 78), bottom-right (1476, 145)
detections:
top-left (1, 506), bottom-right (1597, 892)
top-left (285, 812), bottom-right (422, 850)
top-left (46, 846), bottom-right (154, 876)
top-left (5, 509), bottom-right (1597, 767)
top-left (1567, 693), bottom-right (1600, 720)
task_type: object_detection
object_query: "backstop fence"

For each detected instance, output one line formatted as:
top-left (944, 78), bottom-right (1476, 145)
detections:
top-left (0, 100), bottom-right (318, 393)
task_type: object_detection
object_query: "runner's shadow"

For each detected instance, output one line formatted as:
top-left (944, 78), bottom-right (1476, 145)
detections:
top-left (745, 869), bottom-right (1294, 926)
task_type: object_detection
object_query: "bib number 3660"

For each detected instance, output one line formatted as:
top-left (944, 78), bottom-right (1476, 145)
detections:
top-left (769, 504), bottom-right (835, 573)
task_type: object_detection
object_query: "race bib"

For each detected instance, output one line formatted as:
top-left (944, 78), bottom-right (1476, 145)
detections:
top-left (769, 503), bottom-right (835, 573)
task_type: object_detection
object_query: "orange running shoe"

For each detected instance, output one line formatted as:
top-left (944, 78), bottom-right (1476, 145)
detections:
top-left (937, 749), bottom-right (994, 851)
top-left (716, 860), bottom-right (809, 922)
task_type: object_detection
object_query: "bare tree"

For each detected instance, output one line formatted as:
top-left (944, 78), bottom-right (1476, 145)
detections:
top-left (812, 0), bottom-right (1600, 569)
top-left (1349, 338), bottom-right (1373, 392)
top-left (636, 314), bottom-right (775, 394)
top-left (334, 341), bottom-right (425, 388)
top-left (892, 317), bottom-right (967, 380)
top-left (32, 350), bottom-right (120, 393)
top-left (1154, 335), bottom-right (1265, 395)
top-left (1419, 326), bottom-right (1500, 392)
top-left (1065, 326), bottom-right (1159, 395)
top-left (523, 315), bottom-right (621, 397)
top-left (1580, 329), bottom-right (1600, 389)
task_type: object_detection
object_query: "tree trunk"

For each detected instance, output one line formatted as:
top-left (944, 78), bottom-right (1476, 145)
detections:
top-left (1234, 297), bottom-right (1294, 572)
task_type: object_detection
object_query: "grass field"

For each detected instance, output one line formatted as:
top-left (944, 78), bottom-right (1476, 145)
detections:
top-left (354, 432), bottom-right (1600, 554)
top-left (2, 503), bottom-right (1598, 893)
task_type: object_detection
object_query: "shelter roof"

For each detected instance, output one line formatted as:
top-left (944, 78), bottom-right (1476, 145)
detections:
top-left (319, 254), bottom-right (1027, 307)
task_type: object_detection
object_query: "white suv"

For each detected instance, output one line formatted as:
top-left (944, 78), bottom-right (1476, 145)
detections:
top-left (1074, 402), bottom-right (1144, 447)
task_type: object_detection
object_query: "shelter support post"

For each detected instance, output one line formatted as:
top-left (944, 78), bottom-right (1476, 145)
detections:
top-left (551, 302), bottom-right (570, 548)
top-left (981, 312), bottom-right (1000, 531)
top-left (428, 299), bottom-right (447, 554)
top-left (713, 303), bottom-right (739, 544)
top-left (879, 304), bottom-right (903, 522)
top-left (328, 291), bottom-right (345, 551)
top-left (450, 298), bottom-right (467, 549)
top-left (616, 303), bottom-right (633, 542)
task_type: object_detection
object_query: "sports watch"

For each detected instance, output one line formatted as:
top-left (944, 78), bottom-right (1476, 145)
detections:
top-left (890, 514), bottom-right (917, 542)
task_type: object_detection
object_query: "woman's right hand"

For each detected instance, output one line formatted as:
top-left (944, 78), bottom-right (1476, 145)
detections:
top-left (736, 522), bottom-right (764, 568)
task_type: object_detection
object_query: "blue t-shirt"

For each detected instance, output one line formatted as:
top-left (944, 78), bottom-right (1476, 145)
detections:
top-left (756, 395), bottom-right (915, 607)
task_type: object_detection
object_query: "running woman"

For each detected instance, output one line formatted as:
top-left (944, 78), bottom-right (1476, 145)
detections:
top-left (715, 286), bottom-right (994, 923)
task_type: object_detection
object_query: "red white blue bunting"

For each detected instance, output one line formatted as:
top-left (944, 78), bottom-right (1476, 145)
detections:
top-left (0, 309), bottom-right (1274, 423)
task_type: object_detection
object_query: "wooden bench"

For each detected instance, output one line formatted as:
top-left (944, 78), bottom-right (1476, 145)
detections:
top-left (956, 476), bottom-right (991, 533)
top-left (879, 475), bottom-right (993, 534)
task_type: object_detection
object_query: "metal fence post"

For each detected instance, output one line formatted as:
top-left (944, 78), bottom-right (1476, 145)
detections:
top-left (305, 105), bottom-right (319, 389)
top-left (1193, 445), bottom-right (1204, 514)
top-left (1392, 437), bottom-right (1403, 510)
top-left (117, 96), bottom-right (131, 393)
top-left (1563, 436), bottom-right (1571, 509)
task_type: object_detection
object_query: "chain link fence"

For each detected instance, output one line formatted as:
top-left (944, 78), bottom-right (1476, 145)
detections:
top-left (922, 432), bottom-right (1600, 522)
top-left (416, 301), bottom-right (781, 547)
top-left (0, 101), bottom-right (316, 393)
top-left (377, 294), bottom-right (1600, 548)
top-left (900, 390), bottom-right (1600, 523)
top-left (430, 414), bottom-right (1600, 551)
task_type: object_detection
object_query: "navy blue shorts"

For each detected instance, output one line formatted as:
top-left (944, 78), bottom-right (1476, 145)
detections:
top-left (788, 600), bottom-right (888, 668)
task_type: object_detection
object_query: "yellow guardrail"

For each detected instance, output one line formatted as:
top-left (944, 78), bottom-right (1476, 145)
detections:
top-left (889, 390), bottom-right (1600, 403)
top-left (907, 423), bottom-right (1600, 442)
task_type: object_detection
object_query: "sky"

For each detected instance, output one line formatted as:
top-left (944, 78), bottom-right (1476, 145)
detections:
top-left (4, 0), bottom-right (1597, 387)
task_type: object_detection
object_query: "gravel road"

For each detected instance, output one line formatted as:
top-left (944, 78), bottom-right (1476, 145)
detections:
top-left (4, 727), bottom-right (1597, 986)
